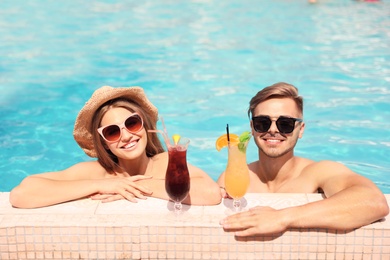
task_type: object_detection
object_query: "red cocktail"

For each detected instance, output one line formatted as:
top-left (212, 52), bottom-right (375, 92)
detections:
top-left (165, 138), bottom-right (190, 213)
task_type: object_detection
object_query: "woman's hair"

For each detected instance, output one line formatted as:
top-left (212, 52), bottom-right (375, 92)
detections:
top-left (91, 98), bottom-right (165, 173)
top-left (248, 82), bottom-right (303, 117)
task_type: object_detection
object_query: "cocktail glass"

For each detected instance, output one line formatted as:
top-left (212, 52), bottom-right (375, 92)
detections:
top-left (224, 140), bottom-right (250, 213)
top-left (148, 117), bottom-right (190, 214)
top-left (165, 137), bottom-right (190, 214)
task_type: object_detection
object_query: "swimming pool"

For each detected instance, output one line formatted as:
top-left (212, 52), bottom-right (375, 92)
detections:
top-left (1, 0), bottom-right (389, 193)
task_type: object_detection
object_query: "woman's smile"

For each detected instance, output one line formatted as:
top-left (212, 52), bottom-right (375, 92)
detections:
top-left (121, 139), bottom-right (139, 150)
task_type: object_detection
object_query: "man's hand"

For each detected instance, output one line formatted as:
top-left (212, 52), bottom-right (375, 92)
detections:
top-left (220, 206), bottom-right (289, 236)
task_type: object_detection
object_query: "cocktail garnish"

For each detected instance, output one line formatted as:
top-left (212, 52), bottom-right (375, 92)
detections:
top-left (172, 134), bottom-right (181, 145)
top-left (238, 131), bottom-right (252, 152)
top-left (239, 131), bottom-right (251, 142)
top-left (215, 133), bottom-right (239, 151)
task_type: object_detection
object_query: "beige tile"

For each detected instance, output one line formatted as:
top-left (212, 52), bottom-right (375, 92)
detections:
top-left (244, 193), bottom-right (309, 209)
top-left (0, 193), bottom-right (99, 215)
top-left (94, 197), bottom-right (208, 228)
top-left (306, 193), bottom-right (326, 202)
top-left (384, 194), bottom-right (390, 203)
top-left (204, 193), bottom-right (310, 224)
top-left (0, 193), bottom-right (10, 206)
top-left (0, 192), bottom-right (389, 259)
top-left (95, 196), bottom-right (166, 214)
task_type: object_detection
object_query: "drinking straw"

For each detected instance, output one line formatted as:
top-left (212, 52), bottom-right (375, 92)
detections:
top-left (148, 116), bottom-right (171, 148)
top-left (160, 116), bottom-right (169, 140)
top-left (226, 124), bottom-right (230, 142)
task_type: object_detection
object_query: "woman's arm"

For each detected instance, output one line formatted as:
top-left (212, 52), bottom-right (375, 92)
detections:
top-left (9, 161), bottom-right (152, 208)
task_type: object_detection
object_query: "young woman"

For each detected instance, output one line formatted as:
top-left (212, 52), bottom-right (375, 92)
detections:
top-left (10, 86), bottom-right (221, 208)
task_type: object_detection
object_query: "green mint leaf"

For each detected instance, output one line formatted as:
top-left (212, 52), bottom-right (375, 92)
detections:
top-left (238, 131), bottom-right (251, 152)
top-left (239, 131), bottom-right (251, 143)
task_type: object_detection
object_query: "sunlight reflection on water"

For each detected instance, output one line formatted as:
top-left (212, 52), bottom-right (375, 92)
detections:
top-left (0, 0), bottom-right (389, 192)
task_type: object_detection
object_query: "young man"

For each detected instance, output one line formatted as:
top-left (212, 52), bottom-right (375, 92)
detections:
top-left (218, 82), bottom-right (389, 236)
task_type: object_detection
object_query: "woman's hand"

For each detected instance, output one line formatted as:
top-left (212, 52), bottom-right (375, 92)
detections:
top-left (90, 175), bottom-right (153, 203)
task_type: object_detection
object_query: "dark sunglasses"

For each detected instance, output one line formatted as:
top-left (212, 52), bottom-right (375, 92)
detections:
top-left (97, 113), bottom-right (144, 142)
top-left (252, 116), bottom-right (303, 134)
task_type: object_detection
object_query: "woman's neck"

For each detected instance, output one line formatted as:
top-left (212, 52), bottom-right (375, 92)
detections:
top-left (116, 153), bottom-right (151, 176)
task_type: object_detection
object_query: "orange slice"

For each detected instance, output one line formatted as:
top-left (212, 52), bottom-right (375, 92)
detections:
top-left (215, 133), bottom-right (239, 151)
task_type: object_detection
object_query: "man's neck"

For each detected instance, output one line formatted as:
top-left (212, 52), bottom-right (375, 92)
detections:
top-left (256, 151), bottom-right (298, 188)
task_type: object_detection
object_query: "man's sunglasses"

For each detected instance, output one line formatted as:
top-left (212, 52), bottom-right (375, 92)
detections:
top-left (97, 113), bottom-right (144, 142)
top-left (252, 116), bottom-right (303, 134)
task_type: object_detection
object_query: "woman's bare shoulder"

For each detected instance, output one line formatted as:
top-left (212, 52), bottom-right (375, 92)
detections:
top-left (63, 161), bottom-right (107, 179)
top-left (151, 152), bottom-right (168, 160)
top-left (150, 152), bottom-right (168, 166)
top-left (29, 161), bottom-right (107, 181)
top-left (67, 160), bottom-right (102, 169)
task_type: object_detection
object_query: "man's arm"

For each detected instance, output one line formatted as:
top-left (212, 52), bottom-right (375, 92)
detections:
top-left (220, 161), bottom-right (389, 236)
top-left (287, 161), bottom-right (389, 229)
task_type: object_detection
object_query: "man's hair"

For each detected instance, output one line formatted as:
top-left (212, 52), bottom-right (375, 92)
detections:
top-left (248, 82), bottom-right (303, 117)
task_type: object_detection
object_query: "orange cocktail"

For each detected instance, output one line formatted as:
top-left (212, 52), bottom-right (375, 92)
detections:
top-left (224, 143), bottom-right (250, 199)
top-left (216, 130), bottom-right (251, 212)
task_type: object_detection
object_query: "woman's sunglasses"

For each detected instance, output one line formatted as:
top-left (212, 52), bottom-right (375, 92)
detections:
top-left (97, 113), bottom-right (144, 142)
top-left (252, 116), bottom-right (303, 134)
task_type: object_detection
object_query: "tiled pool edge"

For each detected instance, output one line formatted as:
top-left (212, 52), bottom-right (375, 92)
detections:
top-left (1, 193), bottom-right (389, 260)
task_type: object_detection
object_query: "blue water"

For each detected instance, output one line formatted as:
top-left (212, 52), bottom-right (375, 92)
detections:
top-left (1, 0), bottom-right (389, 193)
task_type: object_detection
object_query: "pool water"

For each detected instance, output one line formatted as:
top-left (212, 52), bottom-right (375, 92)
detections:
top-left (1, 0), bottom-right (389, 193)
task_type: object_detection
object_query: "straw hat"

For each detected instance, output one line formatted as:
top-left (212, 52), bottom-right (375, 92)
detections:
top-left (73, 86), bottom-right (158, 157)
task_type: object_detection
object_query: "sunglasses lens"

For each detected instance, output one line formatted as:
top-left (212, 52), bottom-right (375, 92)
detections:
top-left (99, 114), bottom-right (143, 142)
top-left (125, 114), bottom-right (143, 133)
top-left (102, 125), bottom-right (121, 142)
top-left (276, 118), bottom-right (295, 134)
top-left (253, 116), bottom-right (299, 134)
top-left (253, 117), bottom-right (272, 133)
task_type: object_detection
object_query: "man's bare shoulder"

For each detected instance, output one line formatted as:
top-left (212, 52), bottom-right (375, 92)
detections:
top-left (300, 160), bottom-right (359, 191)
top-left (296, 157), bottom-right (316, 168)
top-left (302, 160), bottom-right (353, 176)
top-left (287, 159), bottom-right (355, 194)
top-left (247, 157), bottom-right (315, 172)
